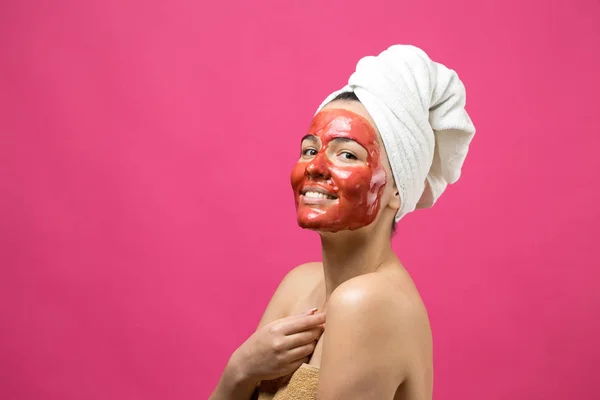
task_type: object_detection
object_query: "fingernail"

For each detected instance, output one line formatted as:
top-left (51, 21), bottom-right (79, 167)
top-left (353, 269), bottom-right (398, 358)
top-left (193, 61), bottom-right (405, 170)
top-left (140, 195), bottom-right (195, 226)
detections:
top-left (306, 308), bottom-right (318, 314)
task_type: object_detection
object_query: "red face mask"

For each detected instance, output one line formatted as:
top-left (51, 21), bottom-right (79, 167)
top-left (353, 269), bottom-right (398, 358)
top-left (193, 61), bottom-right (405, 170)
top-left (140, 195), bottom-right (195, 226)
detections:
top-left (290, 109), bottom-right (387, 232)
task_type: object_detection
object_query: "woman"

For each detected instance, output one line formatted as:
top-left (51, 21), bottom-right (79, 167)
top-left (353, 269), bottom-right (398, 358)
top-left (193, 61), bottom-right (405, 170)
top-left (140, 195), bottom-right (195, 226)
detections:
top-left (209, 45), bottom-right (476, 400)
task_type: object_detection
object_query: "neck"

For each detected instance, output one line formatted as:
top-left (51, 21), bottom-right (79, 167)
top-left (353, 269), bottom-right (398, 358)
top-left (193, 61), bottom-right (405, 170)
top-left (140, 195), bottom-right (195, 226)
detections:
top-left (319, 222), bottom-right (395, 301)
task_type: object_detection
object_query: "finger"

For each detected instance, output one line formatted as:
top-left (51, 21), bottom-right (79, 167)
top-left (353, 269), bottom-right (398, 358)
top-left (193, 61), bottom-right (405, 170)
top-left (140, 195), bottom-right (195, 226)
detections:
top-left (284, 356), bottom-right (310, 373)
top-left (286, 342), bottom-right (316, 363)
top-left (285, 327), bottom-right (323, 349)
top-left (280, 312), bottom-right (326, 335)
top-left (274, 308), bottom-right (319, 325)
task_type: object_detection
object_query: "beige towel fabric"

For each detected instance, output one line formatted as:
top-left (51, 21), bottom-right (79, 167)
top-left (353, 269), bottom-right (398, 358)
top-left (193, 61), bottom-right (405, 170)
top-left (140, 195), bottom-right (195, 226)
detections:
top-left (256, 364), bottom-right (319, 400)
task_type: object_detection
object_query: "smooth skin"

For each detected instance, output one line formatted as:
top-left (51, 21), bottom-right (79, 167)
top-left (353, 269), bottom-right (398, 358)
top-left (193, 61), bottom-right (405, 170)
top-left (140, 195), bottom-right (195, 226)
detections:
top-left (210, 100), bottom-right (433, 400)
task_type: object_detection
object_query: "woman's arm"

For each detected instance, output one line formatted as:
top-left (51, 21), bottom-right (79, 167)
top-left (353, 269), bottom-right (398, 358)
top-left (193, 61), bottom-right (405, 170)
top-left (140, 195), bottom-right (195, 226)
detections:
top-left (208, 353), bottom-right (259, 400)
top-left (316, 275), bottom-right (430, 399)
top-left (209, 268), bottom-right (293, 400)
top-left (209, 263), bottom-right (324, 400)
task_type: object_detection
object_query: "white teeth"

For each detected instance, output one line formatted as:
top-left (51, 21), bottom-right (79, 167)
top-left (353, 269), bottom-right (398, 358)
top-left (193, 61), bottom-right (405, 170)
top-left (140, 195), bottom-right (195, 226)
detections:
top-left (304, 191), bottom-right (331, 199)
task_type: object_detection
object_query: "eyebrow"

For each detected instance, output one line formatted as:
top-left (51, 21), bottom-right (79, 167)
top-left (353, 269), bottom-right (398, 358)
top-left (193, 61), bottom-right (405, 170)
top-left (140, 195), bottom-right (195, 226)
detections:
top-left (300, 135), bottom-right (358, 145)
top-left (330, 137), bottom-right (357, 145)
top-left (301, 134), bottom-right (317, 143)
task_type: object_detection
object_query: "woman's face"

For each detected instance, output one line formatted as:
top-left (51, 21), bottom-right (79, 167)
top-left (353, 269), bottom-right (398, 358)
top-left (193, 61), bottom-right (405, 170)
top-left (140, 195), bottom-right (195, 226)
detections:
top-left (290, 101), bottom-right (393, 232)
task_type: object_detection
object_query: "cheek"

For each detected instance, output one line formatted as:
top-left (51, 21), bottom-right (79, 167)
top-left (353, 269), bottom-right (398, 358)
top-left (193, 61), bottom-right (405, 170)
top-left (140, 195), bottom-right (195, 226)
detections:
top-left (331, 166), bottom-right (374, 197)
top-left (368, 166), bottom-right (388, 203)
top-left (331, 161), bottom-right (387, 211)
top-left (290, 162), bottom-right (306, 189)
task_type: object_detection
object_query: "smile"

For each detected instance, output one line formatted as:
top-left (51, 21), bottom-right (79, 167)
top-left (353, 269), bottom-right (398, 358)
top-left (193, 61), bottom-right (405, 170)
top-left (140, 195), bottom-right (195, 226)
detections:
top-left (300, 187), bottom-right (338, 200)
top-left (303, 191), bottom-right (337, 200)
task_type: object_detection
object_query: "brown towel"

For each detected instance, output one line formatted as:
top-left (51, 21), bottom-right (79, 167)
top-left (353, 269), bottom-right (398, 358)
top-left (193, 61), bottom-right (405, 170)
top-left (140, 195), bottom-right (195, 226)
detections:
top-left (256, 364), bottom-right (319, 400)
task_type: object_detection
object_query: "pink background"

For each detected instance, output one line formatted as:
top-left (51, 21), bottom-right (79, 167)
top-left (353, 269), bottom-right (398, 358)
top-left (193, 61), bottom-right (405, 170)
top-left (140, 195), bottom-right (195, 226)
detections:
top-left (1, 0), bottom-right (599, 399)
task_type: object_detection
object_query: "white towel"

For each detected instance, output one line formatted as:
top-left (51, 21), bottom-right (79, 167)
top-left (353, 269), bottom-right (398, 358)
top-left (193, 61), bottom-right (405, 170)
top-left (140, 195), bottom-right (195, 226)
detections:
top-left (316, 45), bottom-right (476, 221)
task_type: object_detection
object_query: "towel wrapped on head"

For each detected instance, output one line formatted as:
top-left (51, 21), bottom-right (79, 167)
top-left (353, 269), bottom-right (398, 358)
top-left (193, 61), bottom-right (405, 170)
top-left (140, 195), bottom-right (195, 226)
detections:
top-left (316, 45), bottom-right (476, 221)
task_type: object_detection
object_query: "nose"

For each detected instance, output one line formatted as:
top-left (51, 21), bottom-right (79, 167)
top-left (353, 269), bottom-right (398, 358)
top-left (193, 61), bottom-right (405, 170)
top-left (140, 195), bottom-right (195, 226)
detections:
top-left (306, 153), bottom-right (331, 180)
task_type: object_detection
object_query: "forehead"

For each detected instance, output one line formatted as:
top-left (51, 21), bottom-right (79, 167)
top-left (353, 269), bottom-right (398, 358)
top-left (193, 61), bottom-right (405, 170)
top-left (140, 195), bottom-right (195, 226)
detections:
top-left (309, 107), bottom-right (379, 146)
top-left (321, 99), bottom-right (379, 131)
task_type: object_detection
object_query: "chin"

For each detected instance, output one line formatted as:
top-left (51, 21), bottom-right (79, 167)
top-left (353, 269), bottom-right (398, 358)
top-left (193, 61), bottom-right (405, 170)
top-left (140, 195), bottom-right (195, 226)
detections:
top-left (296, 216), bottom-right (368, 233)
top-left (297, 217), bottom-right (341, 233)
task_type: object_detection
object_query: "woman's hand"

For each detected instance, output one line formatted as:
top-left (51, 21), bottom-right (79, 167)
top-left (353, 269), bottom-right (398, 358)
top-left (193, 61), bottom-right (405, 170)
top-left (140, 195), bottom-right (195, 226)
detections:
top-left (231, 308), bottom-right (326, 383)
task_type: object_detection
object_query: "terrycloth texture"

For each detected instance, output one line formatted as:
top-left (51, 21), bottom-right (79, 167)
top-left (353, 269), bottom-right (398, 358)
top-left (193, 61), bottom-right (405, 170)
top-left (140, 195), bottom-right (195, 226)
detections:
top-left (317, 45), bottom-right (476, 221)
top-left (255, 364), bottom-right (319, 400)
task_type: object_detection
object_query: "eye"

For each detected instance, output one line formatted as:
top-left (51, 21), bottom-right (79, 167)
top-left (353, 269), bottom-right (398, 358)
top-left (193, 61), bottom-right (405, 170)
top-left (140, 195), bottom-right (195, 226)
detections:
top-left (302, 148), bottom-right (318, 157)
top-left (340, 151), bottom-right (358, 160)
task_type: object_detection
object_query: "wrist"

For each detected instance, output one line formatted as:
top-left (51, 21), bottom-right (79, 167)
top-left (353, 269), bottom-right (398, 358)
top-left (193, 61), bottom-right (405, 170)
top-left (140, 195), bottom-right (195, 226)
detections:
top-left (210, 356), bottom-right (258, 400)
top-left (226, 351), bottom-right (259, 389)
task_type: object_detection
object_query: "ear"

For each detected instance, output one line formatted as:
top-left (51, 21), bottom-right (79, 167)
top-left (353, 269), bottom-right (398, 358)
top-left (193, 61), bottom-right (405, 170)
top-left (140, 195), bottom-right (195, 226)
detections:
top-left (388, 186), bottom-right (401, 212)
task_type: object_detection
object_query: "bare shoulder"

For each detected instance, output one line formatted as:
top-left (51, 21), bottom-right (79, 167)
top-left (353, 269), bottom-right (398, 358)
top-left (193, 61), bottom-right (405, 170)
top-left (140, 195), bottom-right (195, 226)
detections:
top-left (270, 261), bottom-right (323, 296)
top-left (328, 269), bottom-right (428, 321)
top-left (280, 262), bottom-right (324, 312)
top-left (325, 268), bottom-right (431, 363)
top-left (283, 261), bottom-right (323, 283)
top-left (318, 268), bottom-right (432, 397)
top-left (256, 262), bottom-right (323, 329)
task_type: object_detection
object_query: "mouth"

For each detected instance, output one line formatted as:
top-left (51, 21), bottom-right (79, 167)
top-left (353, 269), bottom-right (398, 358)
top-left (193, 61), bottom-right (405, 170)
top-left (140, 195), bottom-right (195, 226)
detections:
top-left (300, 186), bottom-right (338, 202)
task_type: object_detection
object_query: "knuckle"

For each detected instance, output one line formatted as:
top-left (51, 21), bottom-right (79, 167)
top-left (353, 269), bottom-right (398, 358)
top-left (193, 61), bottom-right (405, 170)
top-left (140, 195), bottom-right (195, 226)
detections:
top-left (268, 325), bottom-right (280, 335)
top-left (272, 338), bottom-right (285, 352)
top-left (273, 352), bottom-right (286, 365)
